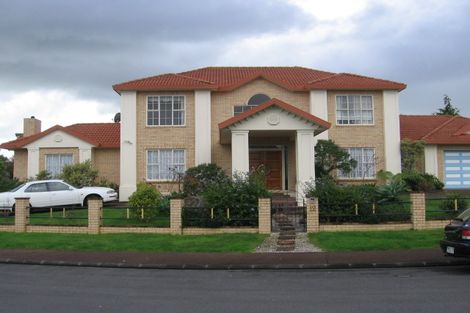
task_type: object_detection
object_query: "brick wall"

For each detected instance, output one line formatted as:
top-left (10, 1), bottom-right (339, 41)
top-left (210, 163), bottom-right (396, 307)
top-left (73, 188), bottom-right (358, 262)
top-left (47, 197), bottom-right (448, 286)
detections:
top-left (135, 91), bottom-right (195, 193)
top-left (92, 148), bottom-right (120, 184)
top-left (13, 149), bottom-right (28, 180)
top-left (327, 91), bottom-right (386, 180)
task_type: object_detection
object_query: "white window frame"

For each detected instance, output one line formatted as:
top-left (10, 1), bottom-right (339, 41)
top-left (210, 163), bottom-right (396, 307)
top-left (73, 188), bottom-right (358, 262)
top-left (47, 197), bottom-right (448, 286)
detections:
top-left (44, 154), bottom-right (74, 177)
top-left (146, 149), bottom-right (186, 181)
top-left (335, 94), bottom-right (374, 126)
top-left (146, 95), bottom-right (186, 127)
top-left (338, 148), bottom-right (376, 180)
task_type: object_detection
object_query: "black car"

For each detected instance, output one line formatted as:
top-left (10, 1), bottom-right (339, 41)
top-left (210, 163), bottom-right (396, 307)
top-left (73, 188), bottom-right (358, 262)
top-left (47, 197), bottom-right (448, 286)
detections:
top-left (441, 208), bottom-right (470, 258)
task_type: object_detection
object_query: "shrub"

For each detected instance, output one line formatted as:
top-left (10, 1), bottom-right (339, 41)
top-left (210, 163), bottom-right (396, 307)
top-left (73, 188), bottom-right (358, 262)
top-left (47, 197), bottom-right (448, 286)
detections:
top-left (305, 177), bottom-right (409, 224)
top-left (97, 177), bottom-right (119, 191)
top-left (401, 171), bottom-right (443, 192)
top-left (183, 171), bottom-right (270, 227)
top-left (128, 182), bottom-right (163, 221)
top-left (35, 170), bottom-right (52, 180)
top-left (60, 160), bottom-right (98, 188)
top-left (183, 163), bottom-right (229, 196)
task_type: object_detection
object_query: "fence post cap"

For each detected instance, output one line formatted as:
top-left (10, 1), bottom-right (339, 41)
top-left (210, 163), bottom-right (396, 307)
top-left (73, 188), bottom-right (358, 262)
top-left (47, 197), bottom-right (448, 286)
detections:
top-left (14, 197), bottom-right (30, 200)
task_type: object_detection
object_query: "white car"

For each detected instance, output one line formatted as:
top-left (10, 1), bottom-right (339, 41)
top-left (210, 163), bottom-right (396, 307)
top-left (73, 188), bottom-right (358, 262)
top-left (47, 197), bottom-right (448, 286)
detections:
top-left (0, 180), bottom-right (118, 210)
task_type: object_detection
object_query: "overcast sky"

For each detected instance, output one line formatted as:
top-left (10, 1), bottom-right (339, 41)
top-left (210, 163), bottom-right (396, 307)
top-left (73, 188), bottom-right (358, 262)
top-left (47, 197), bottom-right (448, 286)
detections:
top-left (1, 0), bottom-right (469, 156)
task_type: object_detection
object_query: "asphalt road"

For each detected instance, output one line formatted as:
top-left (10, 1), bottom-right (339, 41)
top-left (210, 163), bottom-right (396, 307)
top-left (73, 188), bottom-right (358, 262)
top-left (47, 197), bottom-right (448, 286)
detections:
top-left (1, 264), bottom-right (469, 313)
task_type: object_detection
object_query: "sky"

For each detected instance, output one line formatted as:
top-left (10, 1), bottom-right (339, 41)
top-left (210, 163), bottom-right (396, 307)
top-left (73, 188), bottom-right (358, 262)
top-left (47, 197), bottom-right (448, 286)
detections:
top-left (1, 0), bottom-right (469, 157)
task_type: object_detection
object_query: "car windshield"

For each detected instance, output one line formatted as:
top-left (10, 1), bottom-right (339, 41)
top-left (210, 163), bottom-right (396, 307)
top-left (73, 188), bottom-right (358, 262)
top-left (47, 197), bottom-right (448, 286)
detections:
top-left (455, 208), bottom-right (470, 222)
top-left (9, 183), bottom-right (25, 193)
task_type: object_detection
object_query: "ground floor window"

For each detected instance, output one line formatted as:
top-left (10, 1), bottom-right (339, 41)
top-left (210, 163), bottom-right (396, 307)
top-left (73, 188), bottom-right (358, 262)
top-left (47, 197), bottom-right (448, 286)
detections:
top-left (45, 154), bottom-right (73, 177)
top-left (147, 149), bottom-right (186, 180)
top-left (338, 148), bottom-right (376, 179)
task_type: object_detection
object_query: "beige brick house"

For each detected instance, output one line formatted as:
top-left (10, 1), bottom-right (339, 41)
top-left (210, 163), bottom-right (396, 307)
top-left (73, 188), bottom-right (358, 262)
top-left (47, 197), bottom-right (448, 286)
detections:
top-left (0, 118), bottom-right (120, 184)
top-left (113, 66), bottom-right (406, 203)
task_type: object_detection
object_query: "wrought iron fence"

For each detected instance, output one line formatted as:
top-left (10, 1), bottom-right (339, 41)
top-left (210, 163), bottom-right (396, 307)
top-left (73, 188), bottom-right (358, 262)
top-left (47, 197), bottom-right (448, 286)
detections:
top-left (28, 206), bottom-right (88, 226)
top-left (319, 200), bottom-right (412, 224)
top-left (425, 196), bottom-right (470, 221)
top-left (0, 206), bottom-right (14, 225)
top-left (182, 207), bottom-right (258, 228)
top-left (101, 204), bottom-right (170, 228)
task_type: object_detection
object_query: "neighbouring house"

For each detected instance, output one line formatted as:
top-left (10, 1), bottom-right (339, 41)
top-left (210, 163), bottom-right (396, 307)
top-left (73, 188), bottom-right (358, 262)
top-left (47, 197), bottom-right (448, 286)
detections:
top-left (0, 117), bottom-right (120, 184)
top-left (112, 66), bottom-right (406, 203)
top-left (400, 115), bottom-right (470, 189)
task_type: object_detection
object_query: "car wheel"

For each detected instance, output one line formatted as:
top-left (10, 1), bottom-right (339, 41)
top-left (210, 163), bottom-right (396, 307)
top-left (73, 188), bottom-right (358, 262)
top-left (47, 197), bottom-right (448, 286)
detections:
top-left (83, 195), bottom-right (103, 207)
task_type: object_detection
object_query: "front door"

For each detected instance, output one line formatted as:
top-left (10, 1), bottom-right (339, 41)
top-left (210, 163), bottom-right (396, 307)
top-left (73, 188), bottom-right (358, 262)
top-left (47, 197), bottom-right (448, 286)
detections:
top-left (249, 150), bottom-right (283, 190)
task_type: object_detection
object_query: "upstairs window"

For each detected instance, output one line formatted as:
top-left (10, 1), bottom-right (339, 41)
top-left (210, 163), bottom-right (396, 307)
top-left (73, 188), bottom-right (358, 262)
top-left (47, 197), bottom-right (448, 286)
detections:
top-left (147, 95), bottom-right (185, 126)
top-left (336, 95), bottom-right (373, 125)
top-left (45, 154), bottom-right (73, 177)
top-left (234, 93), bottom-right (270, 116)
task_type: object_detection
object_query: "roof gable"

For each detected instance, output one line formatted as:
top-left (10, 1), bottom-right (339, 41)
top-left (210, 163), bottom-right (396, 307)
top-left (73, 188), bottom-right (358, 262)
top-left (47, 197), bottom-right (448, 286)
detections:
top-left (0, 123), bottom-right (120, 150)
top-left (218, 98), bottom-right (331, 132)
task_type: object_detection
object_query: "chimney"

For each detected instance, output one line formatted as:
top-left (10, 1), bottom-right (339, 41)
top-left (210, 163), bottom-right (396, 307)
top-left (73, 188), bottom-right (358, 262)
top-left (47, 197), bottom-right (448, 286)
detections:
top-left (23, 116), bottom-right (41, 137)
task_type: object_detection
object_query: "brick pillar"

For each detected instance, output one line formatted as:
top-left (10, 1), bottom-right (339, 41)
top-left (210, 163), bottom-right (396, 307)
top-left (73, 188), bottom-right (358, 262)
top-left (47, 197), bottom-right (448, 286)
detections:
top-left (306, 198), bottom-right (319, 233)
top-left (88, 199), bottom-right (103, 234)
top-left (258, 198), bottom-right (271, 234)
top-left (14, 197), bottom-right (30, 233)
top-left (170, 199), bottom-right (183, 235)
top-left (411, 193), bottom-right (426, 230)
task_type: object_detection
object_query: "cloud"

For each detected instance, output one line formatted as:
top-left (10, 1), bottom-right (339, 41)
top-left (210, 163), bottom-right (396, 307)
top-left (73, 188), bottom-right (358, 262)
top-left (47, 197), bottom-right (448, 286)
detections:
top-left (0, 90), bottom-right (115, 157)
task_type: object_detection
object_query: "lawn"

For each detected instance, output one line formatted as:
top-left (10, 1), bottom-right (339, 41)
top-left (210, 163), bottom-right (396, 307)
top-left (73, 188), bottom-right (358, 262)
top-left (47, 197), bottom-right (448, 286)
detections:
top-left (0, 232), bottom-right (267, 253)
top-left (309, 229), bottom-right (443, 252)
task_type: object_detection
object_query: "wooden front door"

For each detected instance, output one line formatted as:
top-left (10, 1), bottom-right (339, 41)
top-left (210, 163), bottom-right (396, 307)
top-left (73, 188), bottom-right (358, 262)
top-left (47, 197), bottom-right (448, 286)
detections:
top-left (249, 150), bottom-right (283, 190)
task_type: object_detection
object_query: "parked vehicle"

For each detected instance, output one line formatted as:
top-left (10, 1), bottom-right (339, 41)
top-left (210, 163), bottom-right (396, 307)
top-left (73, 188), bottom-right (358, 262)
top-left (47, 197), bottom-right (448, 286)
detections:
top-left (0, 180), bottom-right (118, 210)
top-left (440, 208), bottom-right (470, 258)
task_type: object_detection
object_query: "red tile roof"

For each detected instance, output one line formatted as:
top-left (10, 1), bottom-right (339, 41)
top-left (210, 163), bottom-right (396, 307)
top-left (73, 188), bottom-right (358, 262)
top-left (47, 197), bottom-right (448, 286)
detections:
top-left (400, 115), bottom-right (470, 145)
top-left (218, 98), bottom-right (331, 131)
top-left (0, 123), bottom-right (120, 150)
top-left (113, 67), bottom-right (406, 93)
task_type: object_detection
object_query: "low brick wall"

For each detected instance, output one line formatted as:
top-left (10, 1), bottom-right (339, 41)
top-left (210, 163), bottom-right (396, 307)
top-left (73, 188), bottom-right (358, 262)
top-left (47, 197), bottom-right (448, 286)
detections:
top-left (100, 227), bottom-right (172, 234)
top-left (320, 223), bottom-right (413, 232)
top-left (26, 226), bottom-right (88, 234)
top-left (0, 225), bottom-right (15, 232)
top-left (182, 227), bottom-right (258, 235)
top-left (424, 220), bottom-right (450, 229)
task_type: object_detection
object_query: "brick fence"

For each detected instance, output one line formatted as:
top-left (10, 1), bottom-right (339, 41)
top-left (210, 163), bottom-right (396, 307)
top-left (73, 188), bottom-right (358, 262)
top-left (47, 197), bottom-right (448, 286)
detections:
top-left (4, 194), bottom-right (451, 235)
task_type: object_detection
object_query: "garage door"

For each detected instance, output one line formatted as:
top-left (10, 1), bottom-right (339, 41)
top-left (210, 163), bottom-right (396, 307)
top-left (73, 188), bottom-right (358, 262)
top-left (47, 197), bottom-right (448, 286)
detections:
top-left (444, 150), bottom-right (470, 189)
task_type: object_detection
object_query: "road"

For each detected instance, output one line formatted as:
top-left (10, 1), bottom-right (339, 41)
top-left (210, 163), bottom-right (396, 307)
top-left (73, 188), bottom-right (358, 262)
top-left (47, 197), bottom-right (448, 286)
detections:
top-left (0, 264), bottom-right (469, 313)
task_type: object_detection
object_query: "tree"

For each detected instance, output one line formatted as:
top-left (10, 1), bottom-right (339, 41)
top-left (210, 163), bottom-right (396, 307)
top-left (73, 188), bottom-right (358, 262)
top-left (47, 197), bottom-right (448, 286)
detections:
top-left (436, 94), bottom-right (460, 116)
top-left (0, 155), bottom-right (19, 192)
top-left (400, 140), bottom-right (425, 172)
top-left (315, 139), bottom-right (357, 179)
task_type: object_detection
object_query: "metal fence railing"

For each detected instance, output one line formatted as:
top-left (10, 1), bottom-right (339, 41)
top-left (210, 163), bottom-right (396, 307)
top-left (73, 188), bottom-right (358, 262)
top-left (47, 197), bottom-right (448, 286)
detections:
top-left (28, 207), bottom-right (88, 226)
top-left (425, 196), bottom-right (470, 221)
top-left (0, 206), bottom-right (14, 225)
top-left (182, 207), bottom-right (258, 228)
top-left (101, 204), bottom-right (170, 228)
top-left (319, 200), bottom-right (412, 224)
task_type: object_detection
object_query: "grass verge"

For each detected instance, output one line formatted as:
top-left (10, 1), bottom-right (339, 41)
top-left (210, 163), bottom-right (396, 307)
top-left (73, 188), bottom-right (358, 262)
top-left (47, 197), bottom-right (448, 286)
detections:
top-left (309, 229), bottom-right (443, 252)
top-left (0, 232), bottom-right (267, 253)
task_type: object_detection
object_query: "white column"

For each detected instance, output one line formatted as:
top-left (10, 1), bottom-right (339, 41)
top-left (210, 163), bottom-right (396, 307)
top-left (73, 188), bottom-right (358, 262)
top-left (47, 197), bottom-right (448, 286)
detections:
top-left (231, 130), bottom-right (249, 175)
top-left (119, 91), bottom-right (137, 201)
top-left (79, 148), bottom-right (92, 162)
top-left (296, 130), bottom-right (316, 205)
top-left (310, 90), bottom-right (328, 140)
top-left (27, 148), bottom-right (39, 179)
top-left (383, 91), bottom-right (402, 174)
top-left (195, 90), bottom-right (212, 165)
top-left (424, 145), bottom-right (438, 176)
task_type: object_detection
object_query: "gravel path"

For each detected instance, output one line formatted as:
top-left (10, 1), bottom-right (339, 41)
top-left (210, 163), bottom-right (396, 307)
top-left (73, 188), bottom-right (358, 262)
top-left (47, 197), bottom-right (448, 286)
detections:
top-left (255, 233), bottom-right (322, 253)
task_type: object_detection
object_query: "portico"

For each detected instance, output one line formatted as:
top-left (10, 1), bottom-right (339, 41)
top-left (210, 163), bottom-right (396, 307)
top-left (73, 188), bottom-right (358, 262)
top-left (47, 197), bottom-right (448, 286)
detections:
top-left (219, 98), bottom-right (330, 205)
